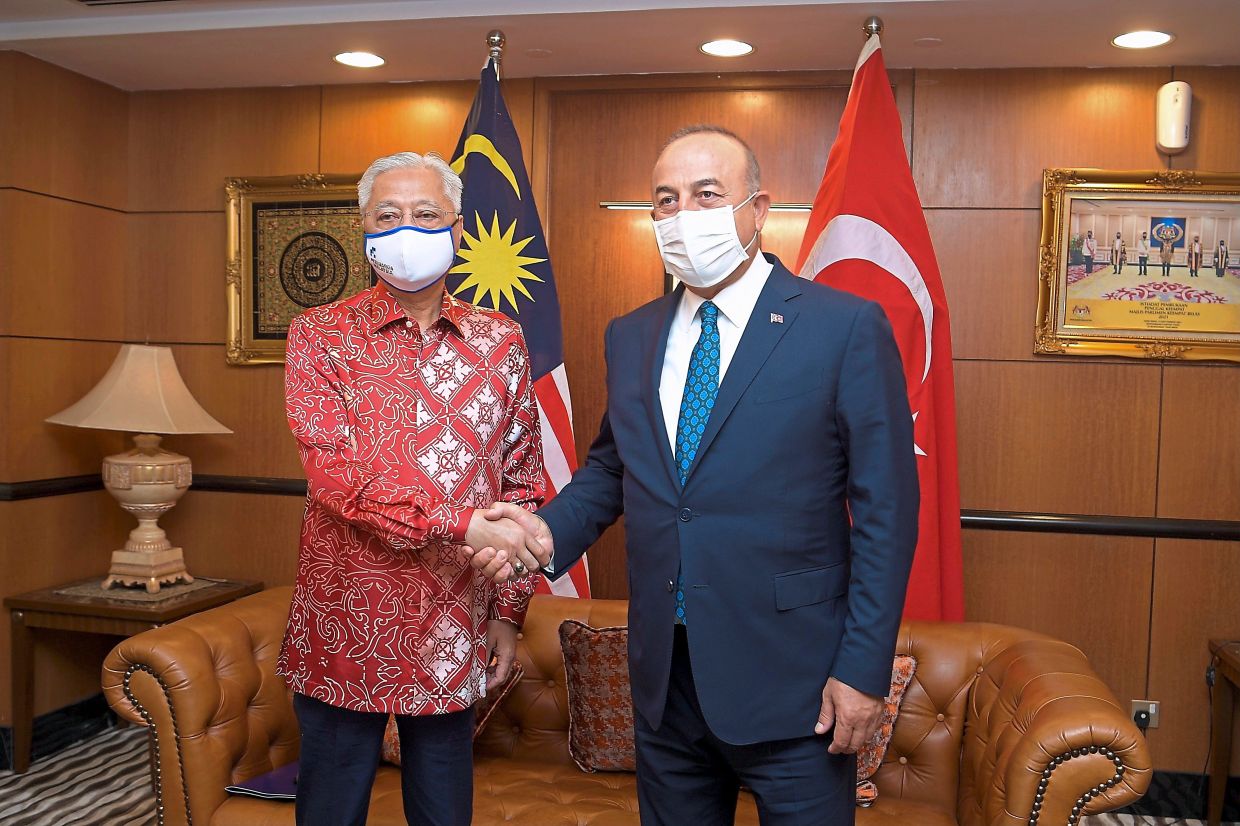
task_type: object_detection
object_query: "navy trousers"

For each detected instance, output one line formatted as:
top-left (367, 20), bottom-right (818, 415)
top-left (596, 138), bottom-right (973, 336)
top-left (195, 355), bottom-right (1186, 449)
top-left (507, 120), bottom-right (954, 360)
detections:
top-left (634, 627), bottom-right (857, 826)
top-left (292, 692), bottom-right (474, 826)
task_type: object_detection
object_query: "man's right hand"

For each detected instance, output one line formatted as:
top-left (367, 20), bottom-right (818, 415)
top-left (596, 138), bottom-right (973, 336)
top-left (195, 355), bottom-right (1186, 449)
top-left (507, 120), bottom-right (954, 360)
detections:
top-left (464, 510), bottom-right (546, 581)
top-left (483, 503), bottom-right (554, 569)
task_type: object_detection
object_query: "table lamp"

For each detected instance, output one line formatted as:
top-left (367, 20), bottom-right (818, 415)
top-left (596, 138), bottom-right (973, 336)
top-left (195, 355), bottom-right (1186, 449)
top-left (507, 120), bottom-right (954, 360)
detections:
top-left (46, 344), bottom-right (232, 593)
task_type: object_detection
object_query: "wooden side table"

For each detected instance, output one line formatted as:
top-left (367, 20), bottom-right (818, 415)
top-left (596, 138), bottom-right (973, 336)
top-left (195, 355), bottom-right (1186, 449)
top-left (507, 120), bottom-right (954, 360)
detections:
top-left (5, 577), bottom-right (262, 773)
top-left (1209, 639), bottom-right (1240, 826)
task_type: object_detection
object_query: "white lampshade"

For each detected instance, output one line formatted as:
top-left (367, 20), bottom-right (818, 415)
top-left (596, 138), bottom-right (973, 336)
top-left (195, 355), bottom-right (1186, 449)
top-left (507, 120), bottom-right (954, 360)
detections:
top-left (46, 344), bottom-right (231, 435)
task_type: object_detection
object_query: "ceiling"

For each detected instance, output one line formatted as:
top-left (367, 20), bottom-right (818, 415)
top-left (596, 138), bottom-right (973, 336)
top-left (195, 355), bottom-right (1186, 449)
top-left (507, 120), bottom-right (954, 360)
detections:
top-left (0, 0), bottom-right (1237, 91)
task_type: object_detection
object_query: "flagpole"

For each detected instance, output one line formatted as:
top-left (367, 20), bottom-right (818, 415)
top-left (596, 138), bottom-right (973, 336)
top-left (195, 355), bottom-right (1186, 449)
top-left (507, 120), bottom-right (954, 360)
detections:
top-left (862, 16), bottom-right (883, 38)
top-left (486, 29), bottom-right (505, 79)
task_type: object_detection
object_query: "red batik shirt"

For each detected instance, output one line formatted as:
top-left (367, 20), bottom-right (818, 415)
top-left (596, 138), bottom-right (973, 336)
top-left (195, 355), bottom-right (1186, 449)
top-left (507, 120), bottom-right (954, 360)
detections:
top-left (278, 284), bottom-right (544, 716)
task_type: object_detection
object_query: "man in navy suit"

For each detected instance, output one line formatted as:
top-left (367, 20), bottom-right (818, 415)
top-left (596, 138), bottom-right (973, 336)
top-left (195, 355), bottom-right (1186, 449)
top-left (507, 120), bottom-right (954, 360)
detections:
top-left (480, 125), bottom-right (919, 825)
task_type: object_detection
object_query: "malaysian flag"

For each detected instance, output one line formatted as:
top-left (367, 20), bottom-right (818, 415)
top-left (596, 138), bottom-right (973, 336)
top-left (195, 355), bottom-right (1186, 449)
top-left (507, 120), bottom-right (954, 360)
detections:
top-left (448, 58), bottom-right (589, 598)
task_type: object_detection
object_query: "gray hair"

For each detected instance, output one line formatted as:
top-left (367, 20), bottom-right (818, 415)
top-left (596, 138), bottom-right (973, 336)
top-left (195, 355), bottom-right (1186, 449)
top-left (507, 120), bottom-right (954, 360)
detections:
top-left (663, 124), bottom-right (761, 194)
top-left (357, 151), bottom-right (463, 215)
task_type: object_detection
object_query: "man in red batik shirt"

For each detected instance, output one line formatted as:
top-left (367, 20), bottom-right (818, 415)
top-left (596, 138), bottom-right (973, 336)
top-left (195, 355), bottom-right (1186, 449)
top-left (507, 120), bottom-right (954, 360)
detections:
top-left (279, 151), bottom-right (551, 826)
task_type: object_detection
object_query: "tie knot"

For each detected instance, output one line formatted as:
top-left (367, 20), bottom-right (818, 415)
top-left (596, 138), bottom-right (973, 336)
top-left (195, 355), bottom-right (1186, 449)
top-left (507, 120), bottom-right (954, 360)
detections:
top-left (700, 301), bottom-right (719, 329)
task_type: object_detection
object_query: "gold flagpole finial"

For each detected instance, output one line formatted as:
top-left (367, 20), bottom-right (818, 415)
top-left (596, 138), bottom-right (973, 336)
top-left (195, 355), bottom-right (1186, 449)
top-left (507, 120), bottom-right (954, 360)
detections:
top-left (487, 30), bottom-right (506, 77)
top-left (862, 17), bottom-right (883, 38)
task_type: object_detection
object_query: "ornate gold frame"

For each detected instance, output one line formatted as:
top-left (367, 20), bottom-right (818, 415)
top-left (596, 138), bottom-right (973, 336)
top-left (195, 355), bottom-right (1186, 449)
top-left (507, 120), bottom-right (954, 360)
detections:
top-left (226, 173), bottom-right (363, 365)
top-left (1036, 168), bottom-right (1240, 363)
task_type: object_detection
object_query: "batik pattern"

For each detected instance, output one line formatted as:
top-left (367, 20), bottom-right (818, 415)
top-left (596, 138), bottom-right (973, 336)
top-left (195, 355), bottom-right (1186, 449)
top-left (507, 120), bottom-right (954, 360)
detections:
top-left (278, 285), bottom-right (544, 716)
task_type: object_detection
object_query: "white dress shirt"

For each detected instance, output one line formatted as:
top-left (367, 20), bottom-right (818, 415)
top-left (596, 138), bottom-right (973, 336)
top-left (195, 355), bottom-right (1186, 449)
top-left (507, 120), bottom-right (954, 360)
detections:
top-left (659, 253), bottom-right (773, 454)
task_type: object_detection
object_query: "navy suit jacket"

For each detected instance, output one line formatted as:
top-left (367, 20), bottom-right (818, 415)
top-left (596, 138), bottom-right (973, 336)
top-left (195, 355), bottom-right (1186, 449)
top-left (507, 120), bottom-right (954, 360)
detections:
top-left (541, 254), bottom-right (919, 746)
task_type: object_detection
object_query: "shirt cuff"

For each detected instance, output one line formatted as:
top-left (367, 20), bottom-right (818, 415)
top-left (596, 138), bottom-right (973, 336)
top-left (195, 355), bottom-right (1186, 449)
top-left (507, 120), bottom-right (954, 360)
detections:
top-left (488, 598), bottom-right (530, 628)
top-left (440, 505), bottom-right (473, 544)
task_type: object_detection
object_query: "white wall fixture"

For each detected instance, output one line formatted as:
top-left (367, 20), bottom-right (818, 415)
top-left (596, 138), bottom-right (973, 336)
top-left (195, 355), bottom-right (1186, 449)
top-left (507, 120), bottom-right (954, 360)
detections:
top-left (1156, 80), bottom-right (1192, 155)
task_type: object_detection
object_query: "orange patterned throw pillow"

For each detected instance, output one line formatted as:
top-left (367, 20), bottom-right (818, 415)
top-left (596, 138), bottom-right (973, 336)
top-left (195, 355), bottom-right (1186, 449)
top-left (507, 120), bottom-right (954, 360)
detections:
top-left (559, 620), bottom-right (636, 772)
top-left (853, 654), bottom-right (918, 807)
top-left (380, 660), bottom-right (524, 766)
top-left (557, 619), bottom-right (917, 804)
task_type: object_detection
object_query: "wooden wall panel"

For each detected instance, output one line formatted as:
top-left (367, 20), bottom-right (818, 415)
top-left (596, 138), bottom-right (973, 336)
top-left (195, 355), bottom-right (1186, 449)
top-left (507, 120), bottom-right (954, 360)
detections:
top-left (1171, 67), bottom-right (1240, 173)
top-left (319, 79), bottom-right (535, 179)
top-left (128, 87), bottom-right (320, 213)
top-left (0, 52), bottom-right (128, 210)
top-left (962, 530), bottom-right (1153, 713)
top-left (912, 68), bottom-right (1169, 209)
top-left (953, 360), bottom-right (1161, 515)
top-left (1, 190), bottom-right (133, 342)
top-left (1157, 364), bottom-right (1240, 521)
top-left (165, 345), bottom-right (299, 479)
top-left (128, 213), bottom-right (227, 344)
top-left (1146, 539), bottom-right (1240, 774)
top-left (0, 53), bottom-right (15, 193)
top-left (158, 491), bottom-right (303, 589)
top-left (926, 209), bottom-right (1042, 361)
top-left (0, 339), bottom-right (9, 477)
top-left (0, 492), bottom-right (133, 724)
top-left (5, 338), bottom-right (128, 483)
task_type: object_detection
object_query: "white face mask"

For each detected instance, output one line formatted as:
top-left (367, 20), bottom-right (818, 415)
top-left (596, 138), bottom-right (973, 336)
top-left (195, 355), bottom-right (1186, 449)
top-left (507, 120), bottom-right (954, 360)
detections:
top-left (364, 225), bottom-right (456, 294)
top-left (653, 192), bottom-right (759, 289)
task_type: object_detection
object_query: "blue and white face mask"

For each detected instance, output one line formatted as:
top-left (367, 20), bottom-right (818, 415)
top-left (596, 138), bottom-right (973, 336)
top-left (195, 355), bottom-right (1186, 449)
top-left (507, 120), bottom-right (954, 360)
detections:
top-left (364, 225), bottom-right (456, 294)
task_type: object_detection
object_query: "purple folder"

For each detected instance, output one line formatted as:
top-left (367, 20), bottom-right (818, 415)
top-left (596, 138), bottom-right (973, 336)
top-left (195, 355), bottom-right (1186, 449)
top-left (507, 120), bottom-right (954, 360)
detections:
top-left (225, 761), bottom-right (298, 800)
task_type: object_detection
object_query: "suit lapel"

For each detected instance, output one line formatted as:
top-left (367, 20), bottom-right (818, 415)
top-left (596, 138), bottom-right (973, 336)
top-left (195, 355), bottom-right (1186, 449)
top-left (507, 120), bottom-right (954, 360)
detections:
top-left (684, 263), bottom-right (802, 482)
top-left (644, 286), bottom-right (682, 489)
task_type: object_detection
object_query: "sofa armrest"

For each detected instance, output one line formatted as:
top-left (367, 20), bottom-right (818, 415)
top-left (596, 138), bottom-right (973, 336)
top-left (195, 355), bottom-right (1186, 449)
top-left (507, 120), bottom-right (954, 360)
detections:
top-left (102, 587), bottom-right (298, 826)
top-left (958, 638), bottom-right (1151, 825)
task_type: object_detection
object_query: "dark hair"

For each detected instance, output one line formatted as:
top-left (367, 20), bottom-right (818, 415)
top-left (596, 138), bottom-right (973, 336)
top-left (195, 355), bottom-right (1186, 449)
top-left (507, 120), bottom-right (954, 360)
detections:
top-left (663, 124), bottom-right (760, 193)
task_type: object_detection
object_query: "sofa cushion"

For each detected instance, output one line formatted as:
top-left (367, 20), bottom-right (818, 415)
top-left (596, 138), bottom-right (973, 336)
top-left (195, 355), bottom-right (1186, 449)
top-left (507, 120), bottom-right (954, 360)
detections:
top-left (855, 654), bottom-right (917, 807)
top-left (559, 619), bottom-right (920, 798)
top-left (381, 661), bottom-right (524, 766)
top-left (560, 620), bottom-right (635, 772)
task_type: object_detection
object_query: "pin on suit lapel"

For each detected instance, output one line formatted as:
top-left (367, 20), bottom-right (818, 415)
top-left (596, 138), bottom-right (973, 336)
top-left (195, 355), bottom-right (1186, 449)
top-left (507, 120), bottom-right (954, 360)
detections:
top-left (681, 265), bottom-right (803, 484)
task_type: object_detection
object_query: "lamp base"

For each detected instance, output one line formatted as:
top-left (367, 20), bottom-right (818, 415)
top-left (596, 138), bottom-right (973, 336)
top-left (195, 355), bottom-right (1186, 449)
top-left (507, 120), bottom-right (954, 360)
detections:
top-left (100, 434), bottom-right (195, 595)
top-left (104, 547), bottom-right (194, 594)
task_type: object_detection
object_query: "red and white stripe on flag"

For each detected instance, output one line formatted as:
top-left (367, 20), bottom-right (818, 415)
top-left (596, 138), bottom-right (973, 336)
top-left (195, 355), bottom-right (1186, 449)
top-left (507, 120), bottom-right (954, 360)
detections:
top-left (533, 365), bottom-right (591, 598)
top-left (795, 34), bottom-right (964, 621)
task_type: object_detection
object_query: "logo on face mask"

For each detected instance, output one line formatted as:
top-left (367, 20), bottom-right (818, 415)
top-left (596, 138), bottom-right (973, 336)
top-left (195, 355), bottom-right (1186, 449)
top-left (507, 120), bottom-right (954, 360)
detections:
top-left (652, 192), bottom-right (759, 289)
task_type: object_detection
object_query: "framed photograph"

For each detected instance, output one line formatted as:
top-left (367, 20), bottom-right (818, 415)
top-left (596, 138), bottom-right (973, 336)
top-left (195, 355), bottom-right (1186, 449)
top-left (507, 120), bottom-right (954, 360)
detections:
top-left (226, 174), bottom-right (369, 365)
top-left (1036, 168), bottom-right (1240, 362)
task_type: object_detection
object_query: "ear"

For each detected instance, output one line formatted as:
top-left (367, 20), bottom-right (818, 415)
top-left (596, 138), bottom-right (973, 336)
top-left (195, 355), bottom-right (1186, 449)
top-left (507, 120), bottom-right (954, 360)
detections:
top-left (451, 213), bottom-right (464, 248)
top-left (752, 190), bottom-right (771, 232)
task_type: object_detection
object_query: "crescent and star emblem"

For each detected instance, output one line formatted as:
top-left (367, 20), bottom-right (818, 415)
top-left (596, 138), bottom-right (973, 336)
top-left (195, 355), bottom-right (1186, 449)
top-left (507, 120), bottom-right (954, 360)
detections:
top-left (800, 214), bottom-right (932, 457)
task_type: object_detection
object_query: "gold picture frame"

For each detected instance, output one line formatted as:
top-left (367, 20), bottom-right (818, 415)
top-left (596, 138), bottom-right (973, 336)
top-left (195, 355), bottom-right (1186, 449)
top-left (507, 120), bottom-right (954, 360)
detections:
top-left (1036, 168), bottom-right (1240, 362)
top-left (226, 173), bottom-right (367, 365)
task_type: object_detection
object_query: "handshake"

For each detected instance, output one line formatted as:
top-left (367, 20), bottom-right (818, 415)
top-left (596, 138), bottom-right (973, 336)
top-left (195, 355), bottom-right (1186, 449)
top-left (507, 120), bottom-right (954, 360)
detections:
top-left (464, 502), bottom-right (555, 584)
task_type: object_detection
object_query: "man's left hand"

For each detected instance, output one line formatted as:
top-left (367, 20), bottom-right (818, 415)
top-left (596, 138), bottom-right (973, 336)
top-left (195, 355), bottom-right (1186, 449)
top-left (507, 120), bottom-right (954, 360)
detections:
top-left (815, 676), bottom-right (883, 755)
top-left (486, 620), bottom-right (519, 691)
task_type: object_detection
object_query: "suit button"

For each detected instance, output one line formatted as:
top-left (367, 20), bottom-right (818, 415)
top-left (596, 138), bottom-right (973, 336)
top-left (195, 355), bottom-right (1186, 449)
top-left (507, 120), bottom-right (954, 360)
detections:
top-left (666, 580), bottom-right (675, 593)
top-left (679, 508), bottom-right (693, 522)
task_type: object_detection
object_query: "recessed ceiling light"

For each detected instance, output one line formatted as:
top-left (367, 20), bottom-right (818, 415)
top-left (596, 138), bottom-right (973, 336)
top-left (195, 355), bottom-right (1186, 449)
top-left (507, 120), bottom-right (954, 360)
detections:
top-left (1111, 30), bottom-right (1174, 49)
top-left (334, 51), bottom-right (385, 68)
top-left (525, 48), bottom-right (553, 59)
top-left (913, 37), bottom-right (943, 48)
top-left (700, 39), bottom-right (753, 58)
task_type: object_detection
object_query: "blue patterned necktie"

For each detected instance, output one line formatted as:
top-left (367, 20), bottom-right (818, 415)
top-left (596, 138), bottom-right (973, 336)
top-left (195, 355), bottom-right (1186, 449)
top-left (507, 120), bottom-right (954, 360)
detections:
top-left (672, 300), bottom-right (720, 625)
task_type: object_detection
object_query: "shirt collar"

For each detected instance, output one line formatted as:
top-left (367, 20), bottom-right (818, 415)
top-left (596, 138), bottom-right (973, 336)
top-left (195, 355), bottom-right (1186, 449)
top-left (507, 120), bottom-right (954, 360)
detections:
top-left (676, 251), bottom-right (774, 330)
top-left (363, 283), bottom-right (469, 336)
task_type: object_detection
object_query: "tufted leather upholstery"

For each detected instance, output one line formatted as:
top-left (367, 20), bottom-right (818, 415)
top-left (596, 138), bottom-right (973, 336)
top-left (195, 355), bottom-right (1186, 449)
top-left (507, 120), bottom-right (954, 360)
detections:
top-left (103, 589), bottom-right (1150, 826)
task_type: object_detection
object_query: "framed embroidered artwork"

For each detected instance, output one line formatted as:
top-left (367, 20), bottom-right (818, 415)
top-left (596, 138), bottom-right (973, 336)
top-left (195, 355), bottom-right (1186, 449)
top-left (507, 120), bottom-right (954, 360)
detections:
top-left (1036, 168), bottom-right (1240, 363)
top-left (225, 174), bottom-right (369, 365)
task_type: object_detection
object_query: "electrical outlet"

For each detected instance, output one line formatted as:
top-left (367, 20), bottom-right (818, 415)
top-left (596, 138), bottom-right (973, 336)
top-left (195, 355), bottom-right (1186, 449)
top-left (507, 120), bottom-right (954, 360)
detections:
top-left (1131, 699), bottom-right (1160, 729)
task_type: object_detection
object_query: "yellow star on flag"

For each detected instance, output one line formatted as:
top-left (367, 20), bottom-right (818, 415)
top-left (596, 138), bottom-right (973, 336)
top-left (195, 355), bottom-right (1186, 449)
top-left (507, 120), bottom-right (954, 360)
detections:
top-left (450, 211), bottom-right (546, 313)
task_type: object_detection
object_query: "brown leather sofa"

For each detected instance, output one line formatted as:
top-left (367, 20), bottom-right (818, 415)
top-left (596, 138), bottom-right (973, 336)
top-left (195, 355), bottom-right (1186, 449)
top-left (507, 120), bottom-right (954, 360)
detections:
top-left (103, 587), bottom-right (1150, 826)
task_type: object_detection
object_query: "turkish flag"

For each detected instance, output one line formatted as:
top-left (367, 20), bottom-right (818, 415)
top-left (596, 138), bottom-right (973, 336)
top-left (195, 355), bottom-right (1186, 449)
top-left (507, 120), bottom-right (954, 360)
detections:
top-left (795, 35), bottom-right (964, 621)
